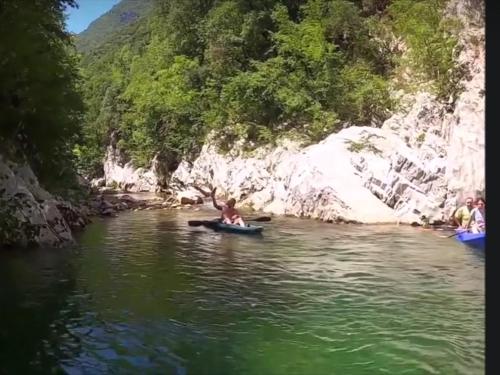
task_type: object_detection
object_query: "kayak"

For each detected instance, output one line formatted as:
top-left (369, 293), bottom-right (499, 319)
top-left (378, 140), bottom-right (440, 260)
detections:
top-left (211, 220), bottom-right (263, 234)
top-left (455, 232), bottom-right (485, 250)
top-left (188, 217), bottom-right (268, 234)
top-left (204, 220), bottom-right (263, 234)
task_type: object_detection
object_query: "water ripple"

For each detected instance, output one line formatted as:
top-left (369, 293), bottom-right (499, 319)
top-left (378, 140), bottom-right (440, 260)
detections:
top-left (0, 209), bottom-right (484, 374)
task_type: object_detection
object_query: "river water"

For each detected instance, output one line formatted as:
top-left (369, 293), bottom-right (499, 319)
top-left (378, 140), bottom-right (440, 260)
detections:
top-left (0, 209), bottom-right (484, 374)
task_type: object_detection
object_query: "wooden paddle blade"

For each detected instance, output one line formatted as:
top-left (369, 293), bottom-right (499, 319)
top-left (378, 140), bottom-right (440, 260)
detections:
top-left (189, 220), bottom-right (219, 228)
top-left (248, 216), bottom-right (271, 222)
top-left (189, 217), bottom-right (269, 226)
top-left (188, 220), bottom-right (205, 226)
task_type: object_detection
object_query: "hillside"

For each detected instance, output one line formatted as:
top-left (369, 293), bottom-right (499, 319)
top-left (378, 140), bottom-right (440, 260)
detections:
top-left (75, 0), bottom-right (483, 226)
top-left (78, 0), bottom-right (465, 177)
top-left (75, 0), bottom-right (154, 54)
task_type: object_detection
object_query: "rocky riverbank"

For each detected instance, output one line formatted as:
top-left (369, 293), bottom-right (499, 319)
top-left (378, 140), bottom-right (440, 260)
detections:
top-left (1, 155), bottom-right (84, 248)
top-left (1, 148), bottom-right (460, 249)
top-left (0, 155), bottom-right (202, 248)
top-left (86, 191), bottom-right (204, 217)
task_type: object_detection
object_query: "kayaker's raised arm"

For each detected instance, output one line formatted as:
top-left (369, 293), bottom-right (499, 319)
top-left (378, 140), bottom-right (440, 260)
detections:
top-left (211, 188), bottom-right (222, 210)
top-left (210, 188), bottom-right (246, 227)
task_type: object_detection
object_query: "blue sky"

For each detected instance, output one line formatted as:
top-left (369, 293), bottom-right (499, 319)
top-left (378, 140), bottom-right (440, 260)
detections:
top-left (64, 0), bottom-right (121, 34)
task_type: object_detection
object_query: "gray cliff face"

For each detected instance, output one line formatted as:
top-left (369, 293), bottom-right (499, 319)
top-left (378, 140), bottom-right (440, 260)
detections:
top-left (0, 155), bottom-right (88, 247)
top-left (102, 142), bottom-right (159, 193)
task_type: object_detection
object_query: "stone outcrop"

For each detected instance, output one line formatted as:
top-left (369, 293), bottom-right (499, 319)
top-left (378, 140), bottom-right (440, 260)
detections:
top-left (0, 151), bottom-right (200, 248)
top-left (102, 141), bottom-right (159, 193)
top-left (0, 155), bottom-right (88, 247)
top-left (98, 133), bottom-right (206, 205)
top-left (169, 128), bottom-right (430, 224)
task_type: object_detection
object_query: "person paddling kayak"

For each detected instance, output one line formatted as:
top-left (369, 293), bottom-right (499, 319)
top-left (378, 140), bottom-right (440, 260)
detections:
top-left (454, 197), bottom-right (474, 229)
top-left (465, 197), bottom-right (485, 233)
top-left (211, 188), bottom-right (246, 227)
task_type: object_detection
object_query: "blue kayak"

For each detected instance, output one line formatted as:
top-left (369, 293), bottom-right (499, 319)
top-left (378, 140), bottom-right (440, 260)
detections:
top-left (213, 221), bottom-right (264, 234)
top-left (455, 232), bottom-right (485, 250)
top-left (188, 219), bottom-right (264, 234)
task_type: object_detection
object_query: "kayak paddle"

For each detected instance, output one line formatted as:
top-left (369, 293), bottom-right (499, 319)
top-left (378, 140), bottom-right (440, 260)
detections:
top-left (443, 230), bottom-right (468, 238)
top-left (188, 220), bottom-right (217, 227)
top-left (247, 216), bottom-right (272, 222)
top-left (188, 216), bottom-right (271, 226)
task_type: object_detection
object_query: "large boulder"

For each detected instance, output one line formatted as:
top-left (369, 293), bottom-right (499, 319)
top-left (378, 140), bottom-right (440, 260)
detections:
top-left (103, 143), bottom-right (158, 192)
top-left (0, 155), bottom-right (82, 247)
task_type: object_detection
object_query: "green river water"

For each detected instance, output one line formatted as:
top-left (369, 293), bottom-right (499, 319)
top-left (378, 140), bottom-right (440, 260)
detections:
top-left (0, 208), bottom-right (484, 374)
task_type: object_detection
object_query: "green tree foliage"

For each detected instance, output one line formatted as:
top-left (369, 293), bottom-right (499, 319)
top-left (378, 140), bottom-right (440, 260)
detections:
top-left (337, 63), bottom-right (392, 125)
top-left (206, 1), bottom-right (390, 144)
top-left (0, 0), bottom-right (84, 186)
top-left (202, 1), bottom-right (246, 78)
top-left (388, 0), bottom-right (463, 98)
top-left (159, 0), bottom-right (216, 58)
top-left (76, 0), bottom-right (464, 175)
top-left (122, 54), bottom-right (202, 166)
top-left (75, 0), bottom-right (155, 53)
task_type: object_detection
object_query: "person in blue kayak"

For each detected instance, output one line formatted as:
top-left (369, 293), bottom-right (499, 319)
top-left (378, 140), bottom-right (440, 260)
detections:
top-left (453, 197), bottom-right (474, 229)
top-left (465, 197), bottom-right (485, 233)
top-left (211, 188), bottom-right (246, 227)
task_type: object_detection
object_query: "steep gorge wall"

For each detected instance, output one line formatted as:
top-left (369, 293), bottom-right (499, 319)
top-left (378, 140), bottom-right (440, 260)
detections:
top-left (101, 0), bottom-right (484, 224)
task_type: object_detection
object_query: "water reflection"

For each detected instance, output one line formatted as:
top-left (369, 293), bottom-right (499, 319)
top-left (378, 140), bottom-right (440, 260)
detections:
top-left (0, 247), bottom-right (82, 373)
top-left (0, 209), bottom-right (484, 374)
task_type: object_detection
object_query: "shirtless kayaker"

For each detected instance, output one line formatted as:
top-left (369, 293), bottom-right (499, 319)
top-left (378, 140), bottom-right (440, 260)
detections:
top-left (211, 188), bottom-right (246, 227)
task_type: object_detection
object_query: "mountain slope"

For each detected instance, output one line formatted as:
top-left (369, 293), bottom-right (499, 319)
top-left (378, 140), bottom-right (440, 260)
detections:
top-left (75, 0), bottom-right (154, 53)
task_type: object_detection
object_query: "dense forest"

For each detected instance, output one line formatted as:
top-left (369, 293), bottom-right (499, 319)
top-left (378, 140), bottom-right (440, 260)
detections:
top-left (1, 0), bottom-right (463, 184)
top-left (0, 0), bottom-right (84, 188)
top-left (76, 0), bottom-right (462, 178)
top-left (75, 0), bottom-right (155, 53)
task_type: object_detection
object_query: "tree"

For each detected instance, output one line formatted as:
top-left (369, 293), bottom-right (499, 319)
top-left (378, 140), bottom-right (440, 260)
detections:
top-left (0, 0), bottom-right (84, 185)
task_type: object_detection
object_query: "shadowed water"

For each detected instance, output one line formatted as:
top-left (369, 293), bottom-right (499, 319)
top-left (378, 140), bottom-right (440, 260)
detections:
top-left (0, 209), bottom-right (484, 374)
